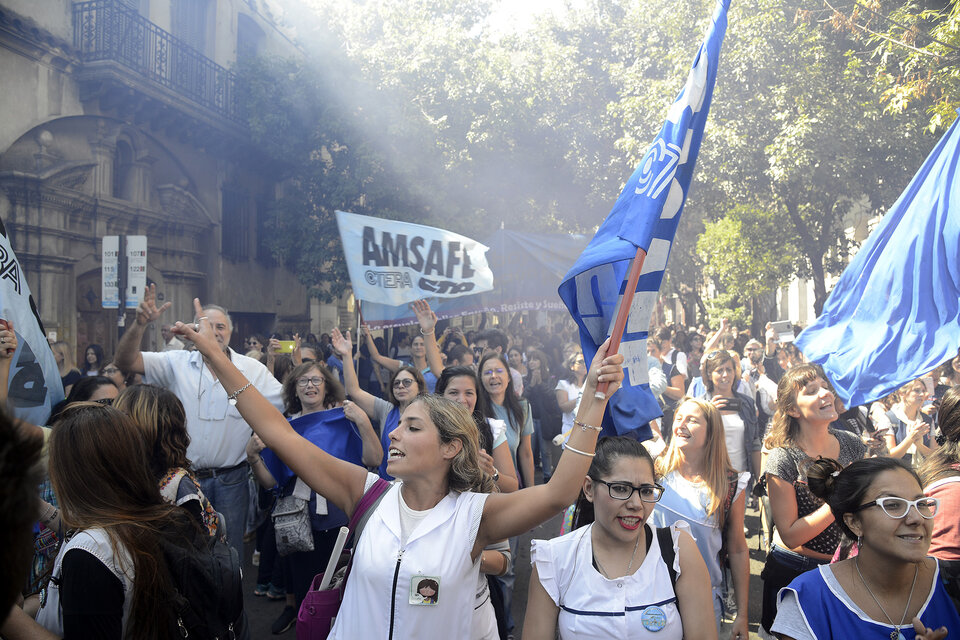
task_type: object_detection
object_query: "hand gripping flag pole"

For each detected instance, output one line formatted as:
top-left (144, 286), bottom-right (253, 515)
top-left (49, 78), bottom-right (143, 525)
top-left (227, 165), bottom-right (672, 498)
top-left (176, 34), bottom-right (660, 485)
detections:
top-left (559, 0), bottom-right (730, 440)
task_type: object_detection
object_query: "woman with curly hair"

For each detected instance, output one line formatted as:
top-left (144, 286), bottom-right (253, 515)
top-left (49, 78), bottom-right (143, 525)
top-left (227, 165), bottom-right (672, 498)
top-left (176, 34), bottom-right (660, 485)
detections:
top-left (760, 364), bottom-right (867, 635)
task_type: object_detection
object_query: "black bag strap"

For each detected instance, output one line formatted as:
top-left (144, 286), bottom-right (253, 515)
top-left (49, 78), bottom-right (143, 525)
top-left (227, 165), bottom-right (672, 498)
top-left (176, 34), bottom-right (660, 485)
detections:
top-left (655, 526), bottom-right (678, 591)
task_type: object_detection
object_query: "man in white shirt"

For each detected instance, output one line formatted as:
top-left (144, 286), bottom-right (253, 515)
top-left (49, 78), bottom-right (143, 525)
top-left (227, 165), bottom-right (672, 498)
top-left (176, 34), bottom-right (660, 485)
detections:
top-left (115, 285), bottom-right (284, 558)
top-left (160, 323), bottom-right (184, 351)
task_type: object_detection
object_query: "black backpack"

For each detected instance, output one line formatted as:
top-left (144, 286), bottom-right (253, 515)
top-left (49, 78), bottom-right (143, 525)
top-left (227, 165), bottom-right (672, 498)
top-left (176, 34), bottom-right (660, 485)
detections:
top-left (160, 521), bottom-right (245, 640)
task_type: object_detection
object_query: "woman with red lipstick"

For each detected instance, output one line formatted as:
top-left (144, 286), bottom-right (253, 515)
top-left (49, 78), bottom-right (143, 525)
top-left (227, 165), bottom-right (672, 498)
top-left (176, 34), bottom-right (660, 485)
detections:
top-left (523, 437), bottom-right (716, 640)
top-left (759, 364), bottom-right (867, 635)
top-left (652, 398), bottom-right (750, 639)
top-left (771, 456), bottom-right (958, 640)
top-left (169, 301), bottom-right (624, 640)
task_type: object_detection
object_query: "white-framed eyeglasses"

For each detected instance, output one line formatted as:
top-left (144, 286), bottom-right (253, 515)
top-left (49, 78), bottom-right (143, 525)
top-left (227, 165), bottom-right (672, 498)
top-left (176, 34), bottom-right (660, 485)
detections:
top-left (854, 496), bottom-right (940, 519)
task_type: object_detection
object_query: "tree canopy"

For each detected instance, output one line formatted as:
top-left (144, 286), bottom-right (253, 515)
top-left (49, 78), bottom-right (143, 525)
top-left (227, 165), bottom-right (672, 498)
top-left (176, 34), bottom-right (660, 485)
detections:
top-left (240, 0), bottom-right (941, 320)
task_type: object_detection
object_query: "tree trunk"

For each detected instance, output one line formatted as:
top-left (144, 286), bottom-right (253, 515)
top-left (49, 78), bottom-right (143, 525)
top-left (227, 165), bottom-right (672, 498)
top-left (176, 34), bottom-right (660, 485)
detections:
top-left (783, 200), bottom-right (829, 319)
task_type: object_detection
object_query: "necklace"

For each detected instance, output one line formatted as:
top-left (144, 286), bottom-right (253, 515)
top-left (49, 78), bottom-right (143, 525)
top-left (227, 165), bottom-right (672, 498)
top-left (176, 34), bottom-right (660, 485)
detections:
top-left (855, 557), bottom-right (920, 640)
top-left (593, 529), bottom-right (642, 579)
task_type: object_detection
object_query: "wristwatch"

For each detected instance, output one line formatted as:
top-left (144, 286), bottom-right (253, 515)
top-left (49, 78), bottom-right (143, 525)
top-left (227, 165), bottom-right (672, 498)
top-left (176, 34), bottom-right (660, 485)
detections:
top-left (492, 468), bottom-right (500, 482)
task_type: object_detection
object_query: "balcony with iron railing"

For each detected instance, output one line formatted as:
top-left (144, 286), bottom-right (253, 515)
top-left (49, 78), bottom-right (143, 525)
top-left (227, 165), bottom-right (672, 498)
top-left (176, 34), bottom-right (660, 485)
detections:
top-left (73, 0), bottom-right (244, 137)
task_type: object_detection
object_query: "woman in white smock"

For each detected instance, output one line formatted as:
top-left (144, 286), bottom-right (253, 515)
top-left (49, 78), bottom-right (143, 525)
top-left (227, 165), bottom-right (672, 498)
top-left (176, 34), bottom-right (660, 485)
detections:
top-left (170, 305), bottom-right (624, 640)
top-left (523, 436), bottom-right (717, 640)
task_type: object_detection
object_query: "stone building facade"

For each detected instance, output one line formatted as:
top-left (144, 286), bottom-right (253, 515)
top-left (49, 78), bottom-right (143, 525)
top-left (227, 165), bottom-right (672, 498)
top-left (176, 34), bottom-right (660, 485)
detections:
top-left (0, 0), bottom-right (310, 358)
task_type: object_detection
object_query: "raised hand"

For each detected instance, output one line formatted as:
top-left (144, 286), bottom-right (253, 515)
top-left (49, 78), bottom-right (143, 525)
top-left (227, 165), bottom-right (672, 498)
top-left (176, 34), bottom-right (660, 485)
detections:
top-left (135, 283), bottom-right (171, 326)
top-left (0, 319), bottom-right (16, 358)
top-left (342, 399), bottom-right (364, 424)
top-left (246, 434), bottom-right (266, 459)
top-left (266, 338), bottom-right (281, 355)
top-left (584, 338), bottom-right (624, 401)
top-left (411, 299), bottom-right (437, 334)
top-left (331, 328), bottom-right (352, 359)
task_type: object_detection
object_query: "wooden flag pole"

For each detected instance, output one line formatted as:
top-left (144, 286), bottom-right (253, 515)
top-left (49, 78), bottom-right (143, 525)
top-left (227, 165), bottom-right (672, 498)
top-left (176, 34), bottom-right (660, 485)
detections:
top-left (594, 246), bottom-right (648, 399)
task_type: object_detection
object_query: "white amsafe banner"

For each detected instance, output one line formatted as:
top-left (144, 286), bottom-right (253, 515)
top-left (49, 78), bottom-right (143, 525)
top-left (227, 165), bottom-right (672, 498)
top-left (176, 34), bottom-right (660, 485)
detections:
top-left (336, 211), bottom-right (494, 306)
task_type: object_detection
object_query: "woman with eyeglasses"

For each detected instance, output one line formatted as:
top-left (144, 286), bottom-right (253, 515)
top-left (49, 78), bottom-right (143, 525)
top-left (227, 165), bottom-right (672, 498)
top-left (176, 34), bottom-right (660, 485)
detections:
top-left (477, 350), bottom-right (537, 635)
top-left (436, 366), bottom-right (517, 640)
top-left (361, 300), bottom-right (444, 392)
top-left (523, 436), bottom-right (716, 640)
top-left (771, 456), bottom-right (958, 640)
top-left (245, 361), bottom-right (382, 634)
top-left (332, 327), bottom-right (427, 480)
top-left (759, 364), bottom-right (867, 635)
top-left (651, 398), bottom-right (750, 639)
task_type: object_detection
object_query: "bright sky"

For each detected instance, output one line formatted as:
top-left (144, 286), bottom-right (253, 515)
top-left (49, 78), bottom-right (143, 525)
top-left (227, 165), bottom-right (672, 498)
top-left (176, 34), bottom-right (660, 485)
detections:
top-left (485, 0), bottom-right (584, 35)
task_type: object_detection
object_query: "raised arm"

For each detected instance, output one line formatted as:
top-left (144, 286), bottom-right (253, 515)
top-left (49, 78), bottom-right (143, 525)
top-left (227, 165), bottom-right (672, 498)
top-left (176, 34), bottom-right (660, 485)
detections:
top-left (363, 326), bottom-right (402, 372)
top-left (475, 340), bottom-right (623, 553)
top-left (175, 302), bottom-right (368, 516)
top-left (115, 283), bottom-right (170, 374)
top-left (246, 434), bottom-right (277, 489)
top-left (701, 318), bottom-right (728, 359)
top-left (412, 300), bottom-right (443, 377)
top-left (0, 320), bottom-right (16, 408)
top-left (331, 328), bottom-right (379, 418)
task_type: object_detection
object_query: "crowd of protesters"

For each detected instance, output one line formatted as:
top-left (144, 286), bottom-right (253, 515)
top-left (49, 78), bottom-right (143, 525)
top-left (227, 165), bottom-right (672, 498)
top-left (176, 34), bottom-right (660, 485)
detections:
top-left (2, 290), bottom-right (960, 640)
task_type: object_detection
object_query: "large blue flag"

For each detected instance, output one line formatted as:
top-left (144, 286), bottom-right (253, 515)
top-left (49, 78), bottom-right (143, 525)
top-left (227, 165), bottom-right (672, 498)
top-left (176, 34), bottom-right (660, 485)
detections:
top-left (261, 408), bottom-right (365, 489)
top-left (558, 0), bottom-right (730, 441)
top-left (795, 115), bottom-right (960, 407)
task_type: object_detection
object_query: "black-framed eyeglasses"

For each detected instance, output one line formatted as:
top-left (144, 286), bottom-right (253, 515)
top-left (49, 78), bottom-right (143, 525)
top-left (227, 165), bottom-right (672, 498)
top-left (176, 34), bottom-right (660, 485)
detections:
top-left (592, 478), bottom-right (664, 503)
top-left (296, 377), bottom-right (324, 388)
top-left (94, 398), bottom-right (114, 405)
top-left (392, 378), bottom-right (415, 390)
top-left (854, 496), bottom-right (940, 519)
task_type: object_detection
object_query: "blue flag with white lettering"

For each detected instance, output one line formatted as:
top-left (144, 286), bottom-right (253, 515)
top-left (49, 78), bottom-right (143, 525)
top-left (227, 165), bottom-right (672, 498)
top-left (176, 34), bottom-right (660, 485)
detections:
top-left (795, 114), bottom-right (960, 407)
top-left (558, 0), bottom-right (730, 440)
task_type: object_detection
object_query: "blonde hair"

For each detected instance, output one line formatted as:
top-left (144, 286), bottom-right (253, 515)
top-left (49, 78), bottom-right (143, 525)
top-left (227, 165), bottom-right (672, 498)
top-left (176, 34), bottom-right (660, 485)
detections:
top-left (656, 398), bottom-right (735, 525)
top-left (410, 395), bottom-right (496, 494)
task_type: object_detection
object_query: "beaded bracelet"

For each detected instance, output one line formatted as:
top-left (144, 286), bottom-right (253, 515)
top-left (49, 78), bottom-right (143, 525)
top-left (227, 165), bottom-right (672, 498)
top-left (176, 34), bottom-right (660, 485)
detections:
top-left (574, 419), bottom-right (603, 433)
top-left (563, 443), bottom-right (596, 458)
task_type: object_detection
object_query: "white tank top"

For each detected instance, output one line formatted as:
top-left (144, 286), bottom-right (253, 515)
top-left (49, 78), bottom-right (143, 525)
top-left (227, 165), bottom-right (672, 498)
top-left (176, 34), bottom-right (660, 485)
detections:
top-left (36, 528), bottom-right (134, 636)
top-left (329, 479), bottom-right (489, 639)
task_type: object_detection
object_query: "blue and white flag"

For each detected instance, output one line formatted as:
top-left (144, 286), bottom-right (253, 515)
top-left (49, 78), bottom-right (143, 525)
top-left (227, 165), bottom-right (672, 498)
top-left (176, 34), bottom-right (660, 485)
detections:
top-left (795, 114), bottom-right (960, 407)
top-left (0, 219), bottom-right (64, 425)
top-left (558, 0), bottom-right (730, 441)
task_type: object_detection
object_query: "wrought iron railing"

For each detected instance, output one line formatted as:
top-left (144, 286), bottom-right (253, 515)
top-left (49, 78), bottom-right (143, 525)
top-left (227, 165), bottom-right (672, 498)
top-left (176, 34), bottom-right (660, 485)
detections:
top-left (73, 0), bottom-right (243, 123)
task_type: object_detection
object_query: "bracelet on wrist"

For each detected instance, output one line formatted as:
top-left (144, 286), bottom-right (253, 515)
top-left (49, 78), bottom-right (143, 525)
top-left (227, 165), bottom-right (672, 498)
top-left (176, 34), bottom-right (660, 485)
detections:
top-left (562, 443), bottom-right (596, 458)
top-left (419, 327), bottom-right (435, 336)
top-left (574, 419), bottom-right (603, 433)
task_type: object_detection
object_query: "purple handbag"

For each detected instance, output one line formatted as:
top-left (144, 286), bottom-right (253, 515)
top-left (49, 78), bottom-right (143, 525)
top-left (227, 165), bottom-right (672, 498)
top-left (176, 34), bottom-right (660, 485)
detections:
top-left (296, 478), bottom-right (391, 639)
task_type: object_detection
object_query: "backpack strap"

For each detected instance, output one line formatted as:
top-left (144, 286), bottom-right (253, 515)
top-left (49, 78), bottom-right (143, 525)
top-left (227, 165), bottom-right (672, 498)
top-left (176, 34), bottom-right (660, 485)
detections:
top-left (338, 478), bottom-right (392, 596)
top-left (348, 477), bottom-right (391, 543)
top-left (721, 470), bottom-right (739, 527)
top-left (655, 526), bottom-right (678, 592)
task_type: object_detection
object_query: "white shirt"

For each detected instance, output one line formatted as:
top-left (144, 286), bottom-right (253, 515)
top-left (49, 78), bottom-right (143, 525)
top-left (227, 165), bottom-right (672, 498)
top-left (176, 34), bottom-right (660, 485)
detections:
top-left (142, 348), bottom-right (284, 469)
top-left (663, 348), bottom-right (688, 379)
top-left (330, 477), bottom-right (489, 639)
top-left (721, 413), bottom-right (747, 472)
top-left (555, 379), bottom-right (580, 434)
top-left (530, 523), bottom-right (685, 640)
top-left (163, 336), bottom-right (185, 351)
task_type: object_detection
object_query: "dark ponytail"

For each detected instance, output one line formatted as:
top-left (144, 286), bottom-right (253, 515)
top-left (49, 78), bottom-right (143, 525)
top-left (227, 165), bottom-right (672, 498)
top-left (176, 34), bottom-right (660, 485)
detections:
top-left (807, 456), bottom-right (920, 540)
